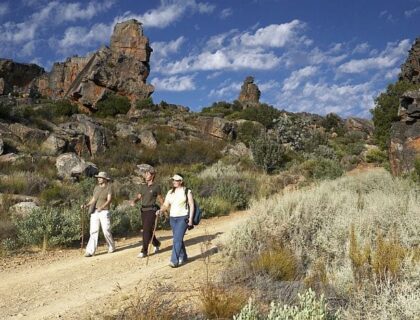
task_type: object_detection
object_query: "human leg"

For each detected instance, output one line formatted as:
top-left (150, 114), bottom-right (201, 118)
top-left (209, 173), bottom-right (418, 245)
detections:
top-left (169, 216), bottom-right (188, 266)
top-left (98, 210), bottom-right (115, 253)
top-left (85, 211), bottom-right (100, 255)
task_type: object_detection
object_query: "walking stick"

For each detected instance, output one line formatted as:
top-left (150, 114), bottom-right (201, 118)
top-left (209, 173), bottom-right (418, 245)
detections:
top-left (81, 206), bottom-right (86, 251)
top-left (146, 214), bottom-right (159, 266)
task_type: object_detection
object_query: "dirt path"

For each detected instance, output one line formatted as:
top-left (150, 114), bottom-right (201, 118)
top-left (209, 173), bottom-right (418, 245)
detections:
top-left (0, 210), bottom-right (251, 319)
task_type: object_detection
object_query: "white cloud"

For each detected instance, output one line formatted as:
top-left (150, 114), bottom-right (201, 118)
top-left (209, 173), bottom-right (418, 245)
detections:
top-left (282, 66), bottom-right (318, 91)
top-left (151, 36), bottom-right (185, 59)
top-left (55, 0), bottom-right (115, 23)
top-left (151, 75), bottom-right (196, 91)
top-left (259, 80), bottom-right (280, 92)
top-left (352, 42), bottom-right (370, 54)
top-left (220, 8), bottom-right (233, 19)
top-left (20, 41), bottom-right (37, 56)
top-left (337, 39), bottom-right (411, 74)
top-left (56, 23), bottom-right (111, 52)
top-left (209, 81), bottom-right (241, 98)
top-left (405, 7), bottom-right (420, 18)
top-left (115, 0), bottom-right (214, 29)
top-left (237, 20), bottom-right (308, 48)
top-left (0, 3), bottom-right (9, 16)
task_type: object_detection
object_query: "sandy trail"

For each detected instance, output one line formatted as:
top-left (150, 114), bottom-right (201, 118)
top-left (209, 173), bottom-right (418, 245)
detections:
top-left (0, 210), bottom-right (251, 319)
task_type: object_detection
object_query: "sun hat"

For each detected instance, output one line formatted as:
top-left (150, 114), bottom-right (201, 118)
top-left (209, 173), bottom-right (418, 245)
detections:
top-left (171, 174), bottom-right (184, 181)
top-left (136, 164), bottom-right (156, 174)
top-left (94, 171), bottom-right (111, 180)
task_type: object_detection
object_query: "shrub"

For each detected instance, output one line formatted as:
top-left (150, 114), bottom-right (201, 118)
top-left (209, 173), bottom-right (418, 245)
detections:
top-left (199, 196), bottom-right (233, 218)
top-left (321, 113), bottom-right (345, 136)
top-left (237, 121), bottom-right (264, 147)
top-left (200, 283), bottom-right (248, 319)
top-left (227, 104), bottom-right (281, 129)
top-left (0, 102), bottom-right (11, 119)
top-left (0, 171), bottom-right (50, 195)
top-left (95, 94), bottom-right (131, 117)
top-left (201, 100), bottom-right (241, 117)
top-left (234, 289), bottom-right (339, 320)
top-left (14, 206), bottom-right (81, 250)
top-left (136, 97), bottom-right (155, 110)
top-left (252, 246), bottom-right (299, 281)
top-left (251, 133), bottom-right (288, 173)
top-left (158, 140), bottom-right (222, 165)
top-left (300, 158), bottom-right (343, 180)
top-left (365, 148), bottom-right (388, 164)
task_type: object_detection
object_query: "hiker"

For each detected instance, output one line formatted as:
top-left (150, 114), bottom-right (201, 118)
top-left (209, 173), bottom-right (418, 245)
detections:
top-left (157, 174), bottom-right (194, 268)
top-left (81, 171), bottom-right (115, 257)
top-left (130, 166), bottom-right (164, 258)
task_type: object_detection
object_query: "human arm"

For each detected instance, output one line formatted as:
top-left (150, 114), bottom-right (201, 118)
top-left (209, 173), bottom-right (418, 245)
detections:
top-left (81, 196), bottom-right (96, 209)
top-left (187, 190), bottom-right (194, 226)
top-left (130, 193), bottom-right (142, 207)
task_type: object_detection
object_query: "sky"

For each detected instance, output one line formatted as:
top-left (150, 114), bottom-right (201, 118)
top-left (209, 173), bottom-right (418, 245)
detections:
top-left (0, 0), bottom-right (418, 118)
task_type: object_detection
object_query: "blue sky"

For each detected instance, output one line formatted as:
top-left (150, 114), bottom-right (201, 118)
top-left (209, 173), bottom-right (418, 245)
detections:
top-left (0, 0), bottom-right (418, 118)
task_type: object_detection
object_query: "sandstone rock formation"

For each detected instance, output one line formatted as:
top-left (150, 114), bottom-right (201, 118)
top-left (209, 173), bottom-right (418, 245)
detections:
top-left (194, 116), bottom-right (236, 140)
top-left (399, 38), bottom-right (420, 84)
top-left (36, 19), bottom-right (154, 110)
top-left (238, 76), bottom-right (261, 107)
top-left (0, 59), bottom-right (45, 95)
top-left (389, 89), bottom-right (420, 175)
top-left (345, 117), bottom-right (374, 136)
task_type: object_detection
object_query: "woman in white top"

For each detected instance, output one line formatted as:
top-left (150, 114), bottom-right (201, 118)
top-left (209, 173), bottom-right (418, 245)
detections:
top-left (158, 173), bottom-right (194, 268)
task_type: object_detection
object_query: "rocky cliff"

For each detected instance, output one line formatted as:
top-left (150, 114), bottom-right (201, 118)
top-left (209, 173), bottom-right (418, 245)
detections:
top-left (0, 59), bottom-right (45, 95)
top-left (399, 38), bottom-right (420, 84)
top-left (389, 38), bottom-right (420, 175)
top-left (36, 19), bottom-right (154, 110)
top-left (389, 89), bottom-right (420, 175)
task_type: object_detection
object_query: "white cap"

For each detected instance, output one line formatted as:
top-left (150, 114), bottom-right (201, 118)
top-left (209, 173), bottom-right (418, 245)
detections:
top-left (171, 174), bottom-right (183, 181)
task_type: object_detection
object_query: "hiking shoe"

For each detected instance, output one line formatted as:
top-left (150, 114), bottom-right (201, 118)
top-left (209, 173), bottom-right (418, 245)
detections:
top-left (108, 248), bottom-right (115, 254)
top-left (169, 261), bottom-right (178, 268)
top-left (137, 252), bottom-right (146, 258)
top-left (153, 245), bottom-right (160, 254)
top-left (178, 258), bottom-right (188, 265)
top-left (84, 253), bottom-right (93, 257)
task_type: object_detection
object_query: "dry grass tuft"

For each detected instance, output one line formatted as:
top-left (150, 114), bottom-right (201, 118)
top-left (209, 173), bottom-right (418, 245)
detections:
top-left (252, 245), bottom-right (299, 281)
top-left (199, 282), bottom-right (248, 319)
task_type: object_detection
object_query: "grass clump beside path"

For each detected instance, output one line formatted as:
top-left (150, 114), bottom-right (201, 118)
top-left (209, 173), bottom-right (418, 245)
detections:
top-left (223, 169), bottom-right (420, 319)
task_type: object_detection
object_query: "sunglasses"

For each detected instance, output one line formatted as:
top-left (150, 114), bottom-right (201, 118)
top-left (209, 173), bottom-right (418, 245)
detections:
top-left (172, 179), bottom-right (182, 182)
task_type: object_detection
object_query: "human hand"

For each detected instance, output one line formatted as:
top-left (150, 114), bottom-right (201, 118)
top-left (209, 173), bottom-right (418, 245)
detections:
top-left (130, 200), bottom-right (135, 207)
top-left (81, 204), bottom-right (86, 209)
top-left (155, 209), bottom-right (161, 216)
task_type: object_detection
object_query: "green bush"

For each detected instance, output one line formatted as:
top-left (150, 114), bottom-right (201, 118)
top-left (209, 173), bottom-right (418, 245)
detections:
top-left (371, 80), bottom-right (420, 150)
top-left (251, 133), bottom-right (288, 173)
top-left (96, 94), bottom-right (131, 117)
top-left (227, 104), bottom-right (281, 129)
top-left (365, 148), bottom-right (388, 164)
top-left (301, 158), bottom-right (343, 180)
top-left (158, 140), bottom-right (222, 165)
top-left (0, 102), bottom-right (11, 119)
top-left (237, 121), bottom-right (264, 147)
top-left (234, 289), bottom-right (340, 320)
top-left (14, 206), bottom-right (81, 250)
top-left (201, 100), bottom-right (242, 117)
top-left (199, 196), bottom-right (233, 218)
top-left (136, 97), bottom-right (155, 110)
top-left (111, 206), bottom-right (142, 236)
top-left (216, 179), bottom-right (251, 210)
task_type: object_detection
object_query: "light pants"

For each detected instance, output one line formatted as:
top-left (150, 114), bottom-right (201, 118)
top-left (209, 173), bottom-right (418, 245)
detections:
top-left (85, 210), bottom-right (115, 255)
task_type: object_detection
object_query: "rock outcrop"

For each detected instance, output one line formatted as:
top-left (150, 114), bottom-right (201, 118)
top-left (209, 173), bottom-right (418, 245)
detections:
top-left (35, 19), bottom-right (154, 110)
top-left (389, 89), bottom-right (420, 175)
top-left (399, 38), bottom-right (420, 84)
top-left (56, 152), bottom-right (98, 180)
top-left (0, 59), bottom-right (45, 95)
top-left (238, 76), bottom-right (261, 107)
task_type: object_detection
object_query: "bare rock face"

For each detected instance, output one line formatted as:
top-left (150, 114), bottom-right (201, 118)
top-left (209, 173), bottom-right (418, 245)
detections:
top-left (389, 89), bottom-right (420, 175)
top-left (36, 19), bottom-right (154, 110)
top-left (9, 123), bottom-right (49, 143)
top-left (345, 117), bottom-right (374, 136)
top-left (0, 59), bottom-right (45, 95)
top-left (238, 76), bottom-right (261, 107)
top-left (56, 152), bottom-right (98, 180)
top-left (399, 38), bottom-right (420, 84)
top-left (194, 117), bottom-right (236, 140)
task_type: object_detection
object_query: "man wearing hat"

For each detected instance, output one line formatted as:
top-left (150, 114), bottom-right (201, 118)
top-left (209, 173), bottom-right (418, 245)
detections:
top-left (81, 171), bottom-right (115, 257)
top-left (130, 165), bottom-right (163, 258)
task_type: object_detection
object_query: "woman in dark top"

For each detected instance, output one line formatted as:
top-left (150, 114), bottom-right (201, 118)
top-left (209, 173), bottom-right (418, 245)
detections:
top-left (130, 166), bottom-right (164, 258)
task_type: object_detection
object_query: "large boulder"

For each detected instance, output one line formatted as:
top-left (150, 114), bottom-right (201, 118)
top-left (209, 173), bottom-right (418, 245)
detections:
top-left (139, 130), bottom-right (157, 149)
top-left (56, 152), bottom-right (98, 180)
top-left (41, 134), bottom-right (68, 155)
top-left (9, 123), bottom-right (49, 143)
top-left (345, 117), bottom-right (374, 136)
top-left (9, 202), bottom-right (39, 219)
top-left (194, 117), bottom-right (236, 140)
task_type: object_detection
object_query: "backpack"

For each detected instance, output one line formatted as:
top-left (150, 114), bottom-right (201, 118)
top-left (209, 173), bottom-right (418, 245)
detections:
top-left (185, 188), bottom-right (202, 225)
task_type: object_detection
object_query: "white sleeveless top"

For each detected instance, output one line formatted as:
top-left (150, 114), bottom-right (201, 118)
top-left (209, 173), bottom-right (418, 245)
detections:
top-left (164, 187), bottom-right (192, 217)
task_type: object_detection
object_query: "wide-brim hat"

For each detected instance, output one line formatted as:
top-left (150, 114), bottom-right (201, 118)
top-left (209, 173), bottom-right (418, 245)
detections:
top-left (136, 164), bottom-right (156, 174)
top-left (94, 171), bottom-right (111, 180)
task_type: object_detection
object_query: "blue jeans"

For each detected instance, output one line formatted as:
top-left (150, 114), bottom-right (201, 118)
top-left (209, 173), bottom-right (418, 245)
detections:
top-left (170, 216), bottom-right (188, 265)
